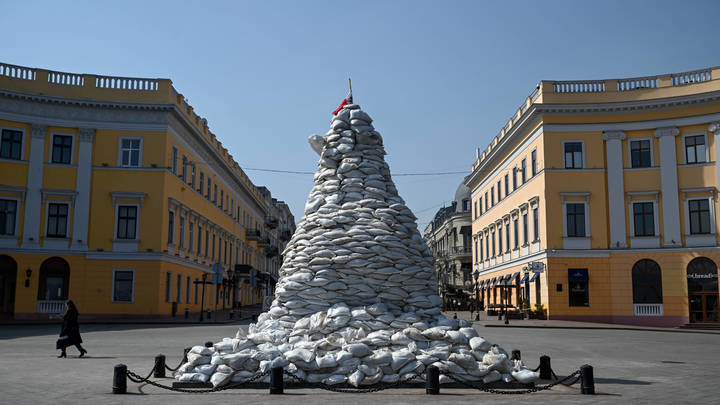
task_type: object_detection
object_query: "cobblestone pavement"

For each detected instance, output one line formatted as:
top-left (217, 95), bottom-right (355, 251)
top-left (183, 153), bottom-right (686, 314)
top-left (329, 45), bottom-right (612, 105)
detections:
top-left (0, 320), bottom-right (717, 404)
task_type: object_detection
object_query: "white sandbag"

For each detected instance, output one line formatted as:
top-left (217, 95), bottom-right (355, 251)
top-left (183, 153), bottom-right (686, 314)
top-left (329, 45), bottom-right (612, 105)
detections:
top-left (381, 373), bottom-right (399, 384)
top-left (345, 343), bottom-right (372, 357)
top-left (361, 370), bottom-right (383, 385)
top-left (210, 372), bottom-right (233, 387)
top-left (285, 348), bottom-right (314, 363)
top-left (459, 327), bottom-right (479, 340)
top-left (178, 372), bottom-right (209, 382)
top-left (323, 374), bottom-right (347, 385)
top-left (187, 353), bottom-right (211, 366)
top-left (194, 364), bottom-right (217, 375)
top-left (482, 370), bottom-right (502, 383)
top-left (469, 337), bottom-right (492, 352)
top-left (348, 370), bottom-right (365, 387)
top-left (391, 350), bottom-right (415, 371)
top-left (315, 354), bottom-right (338, 369)
top-left (448, 353), bottom-right (476, 369)
top-left (190, 345), bottom-right (213, 356)
top-left (512, 369), bottom-right (540, 383)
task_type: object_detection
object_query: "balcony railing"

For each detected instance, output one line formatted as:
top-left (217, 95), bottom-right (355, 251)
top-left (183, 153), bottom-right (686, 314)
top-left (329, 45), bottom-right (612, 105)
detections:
top-left (634, 303), bottom-right (664, 316)
top-left (450, 246), bottom-right (473, 257)
top-left (265, 216), bottom-right (279, 229)
top-left (257, 237), bottom-right (271, 247)
top-left (37, 300), bottom-right (66, 314)
top-left (245, 228), bottom-right (261, 241)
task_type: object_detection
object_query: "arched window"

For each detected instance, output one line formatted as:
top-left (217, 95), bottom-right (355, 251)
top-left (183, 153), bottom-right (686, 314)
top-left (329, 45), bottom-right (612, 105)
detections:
top-left (37, 257), bottom-right (70, 301)
top-left (687, 257), bottom-right (718, 293)
top-left (632, 259), bottom-right (663, 304)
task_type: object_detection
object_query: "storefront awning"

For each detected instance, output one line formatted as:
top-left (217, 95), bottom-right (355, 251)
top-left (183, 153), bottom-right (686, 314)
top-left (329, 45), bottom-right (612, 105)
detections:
top-left (490, 277), bottom-right (497, 286)
top-left (529, 272), bottom-right (540, 282)
top-left (511, 272), bottom-right (520, 281)
top-left (520, 273), bottom-right (529, 283)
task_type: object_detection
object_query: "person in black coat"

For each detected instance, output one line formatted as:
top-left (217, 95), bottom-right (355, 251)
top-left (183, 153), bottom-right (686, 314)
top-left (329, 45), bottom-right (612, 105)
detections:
top-left (56, 300), bottom-right (87, 358)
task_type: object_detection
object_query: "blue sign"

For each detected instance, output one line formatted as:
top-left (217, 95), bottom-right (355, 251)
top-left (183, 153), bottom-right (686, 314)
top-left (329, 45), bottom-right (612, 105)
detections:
top-left (568, 269), bottom-right (588, 281)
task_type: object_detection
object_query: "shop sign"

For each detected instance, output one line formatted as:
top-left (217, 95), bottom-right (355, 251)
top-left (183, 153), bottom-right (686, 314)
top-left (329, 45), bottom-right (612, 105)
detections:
top-left (687, 272), bottom-right (718, 279)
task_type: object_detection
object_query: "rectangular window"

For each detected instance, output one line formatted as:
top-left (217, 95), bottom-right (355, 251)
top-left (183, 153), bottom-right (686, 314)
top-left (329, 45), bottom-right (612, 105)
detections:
top-left (513, 217), bottom-right (519, 249)
top-left (120, 138), bottom-right (141, 167)
top-left (505, 222), bottom-right (510, 252)
top-left (0, 199), bottom-right (17, 236)
top-left (630, 140), bottom-right (652, 168)
top-left (474, 200), bottom-right (478, 219)
top-left (484, 192), bottom-right (488, 211)
top-left (176, 274), bottom-right (182, 303)
top-left (51, 135), bottom-right (72, 164)
top-left (191, 164), bottom-right (196, 188)
top-left (197, 224), bottom-right (202, 254)
top-left (179, 215), bottom-right (185, 249)
top-left (564, 142), bottom-right (583, 169)
top-left (168, 210), bottom-right (175, 244)
top-left (212, 233), bottom-right (216, 261)
top-left (214, 184), bottom-right (218, 204)
top-left (117, 205), bottom-right (137, 239)
top-left (491, 231), bottom-right (496, 257)
top-left (685, 134), bottom-right (706, 164)
top-left (113, 270), bottom-right (134, 302)
top-left (568, 269), bottom-right (589, 307)
top-left (498, 226), bottom-right (503, 253)
top-left (199, 172), bottom-right (204, 193)
top-left (181, 155), bottom-right (188, 182)
top-left (205, 229), bottom-right (209, 256)
top-left (522, 212), bottom-right (528, 245)
top-left (531, 149), bottom-right (538, 176)
top-left (207, 178), bottom-right (212, 199)
top-left (512, 167), bottom-right (517, 190)
top-left (533, 207), bottom-right (539, 241)
top-left (504, 174), bottom-right (509, 196)
top-left (165, 272), bottom-right (171, 302)
top-left (485, 235), bottom-right (489, 260)
top-left (46, 203), bottom-right (69, 238)
top-left (479, 236), bottom-right (483, 261)
top-left (224, 240), bottom-right (228, 264)
top-left (491, 187), bottom-right (495, 206)
top-left (689, 199), bottom-right (711, 234)
top-left (0, 129), bottom-right (23, 160)
top-left (171, 146), bottom-right (178, 175)
top-left (186, 276), bottom-right (191, 304)
top-left (220, 189), bottom-right (224, 209)
top-left (194, 278), bottom-right (199, 304)
top-left (474, 239), bottom-right (478, 263)
top-left (189, 221), bottom-right (194, 252)
top-left (633, 202), bottom-right (655, 236)
top-left (497, 181), bottom-right (501, 201)
top-left (521, 158), bottom-right (527, 182)
top-left (566, 203), bottom-right (586, 237)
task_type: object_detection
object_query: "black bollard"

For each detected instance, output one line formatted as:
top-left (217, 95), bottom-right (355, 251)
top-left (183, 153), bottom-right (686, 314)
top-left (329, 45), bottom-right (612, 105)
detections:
top-left (113, 364), bottom-right (127, 394)
top-left (426, 365), bottom-right (440, 395)
top-left (154, 354), bottom-right (166, 378)
top-left (204, 341), bottom-right (213, 348)
top-left (183, 347), bottom-right (191, 364)
top-left (580, 364), bottom-right (595, 395)
top-left (511, 350), bottom-right (521, 361)
top-left (539, 355), bottom-right (552, 380)
top-left (270, 366), bottom-right (284, 394)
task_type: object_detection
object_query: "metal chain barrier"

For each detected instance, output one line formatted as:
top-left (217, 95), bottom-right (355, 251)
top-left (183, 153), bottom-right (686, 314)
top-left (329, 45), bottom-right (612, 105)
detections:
top-left (283, 369), bottom-right (423, 393)
top-left (443, 369), bottom-right (582, 395)
top-left (164, 357), bottom-right (184, 372)
top-left (126, 368), bottom-right (271, 394)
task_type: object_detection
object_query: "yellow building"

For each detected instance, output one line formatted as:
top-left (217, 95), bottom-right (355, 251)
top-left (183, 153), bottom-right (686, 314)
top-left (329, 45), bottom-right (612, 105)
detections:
top-left (466, 66), bottom-right (720, 326)
top-left (0, 62), bottom-right (294, 320)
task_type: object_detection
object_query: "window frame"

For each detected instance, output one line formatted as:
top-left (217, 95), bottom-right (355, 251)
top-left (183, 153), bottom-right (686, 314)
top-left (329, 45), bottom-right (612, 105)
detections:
top-left (171, 146), bottom-right (178, 175)
top-left (564, 202), bottom-right (587, 238)
top-left (115, 203), bottom-right (140, 240)
top-left (0, 127), bottom-right (25, 161)
top-left (165, 271), bottom-right (172, 302)
top-left (531, 148), bottom-right (538, 176)
top-left (521, 158), bottom-right (527, 183)
top-left (111, 268), bottom-right (135, 303)
top-left (117, 136), bottom-right (143, 168)
top-left (687, 198), bottom-right (713, 235)
top-left (683, 132), bottom-right (708, 165)
top-left (0, 197), bottom-right (20, 237)
top-left (50, 133), bottom-right (74, 165)
top-left (562, 140), bottom-right (585, 169)
top-left (45, 201), bottom-right (70, 238)
top-left (631, 201), bottom-right (656, 237)
top-left (168, 210), bottom-right (175, 245)
top-left (628, 137), bottom-right (653, 168)
top-left (568, 268), bottom-right (590, 307)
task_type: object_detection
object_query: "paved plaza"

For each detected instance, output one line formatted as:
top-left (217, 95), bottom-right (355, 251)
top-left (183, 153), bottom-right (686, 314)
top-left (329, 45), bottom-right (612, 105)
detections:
top-left (0, 320), bottom-right (717, 404)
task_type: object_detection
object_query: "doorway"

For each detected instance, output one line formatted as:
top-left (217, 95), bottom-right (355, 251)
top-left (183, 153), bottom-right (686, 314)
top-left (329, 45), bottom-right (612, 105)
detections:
top-left (0, 255), bottom-right (17, 316)
top-left (687, 257), bottom-right (719, 323)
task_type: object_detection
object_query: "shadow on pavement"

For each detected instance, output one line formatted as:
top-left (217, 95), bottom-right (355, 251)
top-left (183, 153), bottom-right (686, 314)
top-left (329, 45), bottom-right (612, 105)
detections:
top-left (0, 321), bottom-right (250, 340)
top-left (595, 377), bottom-right (651, 385)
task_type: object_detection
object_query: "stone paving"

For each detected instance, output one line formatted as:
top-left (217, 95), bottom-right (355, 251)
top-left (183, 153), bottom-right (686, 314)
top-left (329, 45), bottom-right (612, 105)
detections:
top-left (0, 319), bottom-right (717, 404)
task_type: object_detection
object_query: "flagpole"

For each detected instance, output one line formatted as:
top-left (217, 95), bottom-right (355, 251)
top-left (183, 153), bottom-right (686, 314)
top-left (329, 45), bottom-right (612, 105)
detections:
top-left (349, 78), bottom-right (352, 101)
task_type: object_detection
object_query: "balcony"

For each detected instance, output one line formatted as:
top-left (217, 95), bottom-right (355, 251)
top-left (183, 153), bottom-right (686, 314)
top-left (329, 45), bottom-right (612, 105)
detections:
top-left (37, 300), bottom-right (65, 314)
top-left (257, 237), bottom-right (271, 247)
top-left (449, 246), bottom-right (472, 259)
top-left (634, 303), bottom-right (664, 316)
top-left (265, 216), bottom-right (279, 229)
top-left (245, 228), bottom-right (261, 241)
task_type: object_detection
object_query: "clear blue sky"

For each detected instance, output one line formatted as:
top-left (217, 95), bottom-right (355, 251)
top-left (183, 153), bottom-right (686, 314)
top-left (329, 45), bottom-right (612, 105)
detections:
top-left (3, 0), bottom-right (719, 228)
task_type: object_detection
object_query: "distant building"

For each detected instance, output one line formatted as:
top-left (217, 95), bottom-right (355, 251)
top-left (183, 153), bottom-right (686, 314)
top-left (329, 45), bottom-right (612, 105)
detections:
top-left (424, 183), bottom-right (472, 310)
top-left (466, 66), bottom-right (720, 326)
top-left (0, 61), bottom-right (293, 320)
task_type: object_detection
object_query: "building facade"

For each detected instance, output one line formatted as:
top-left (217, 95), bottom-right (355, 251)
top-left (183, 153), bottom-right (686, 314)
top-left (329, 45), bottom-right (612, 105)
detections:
top-left (466, 66), bottom-right (720, 326)
top-left (0, 61), bottom-right (293, 320)
top-left (424, 183), bottom-right (473, 310)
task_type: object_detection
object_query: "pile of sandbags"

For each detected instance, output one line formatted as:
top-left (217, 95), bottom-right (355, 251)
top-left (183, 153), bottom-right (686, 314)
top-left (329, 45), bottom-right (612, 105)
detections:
top-left (174, 103), bottom-right (539, 387)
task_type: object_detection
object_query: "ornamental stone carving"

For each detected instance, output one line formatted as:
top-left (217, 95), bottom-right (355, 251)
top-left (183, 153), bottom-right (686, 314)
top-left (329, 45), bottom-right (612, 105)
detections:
top-left (654, 126), bottom-right (680, 138)
top-left (30, 124), bottom-right (47, 139)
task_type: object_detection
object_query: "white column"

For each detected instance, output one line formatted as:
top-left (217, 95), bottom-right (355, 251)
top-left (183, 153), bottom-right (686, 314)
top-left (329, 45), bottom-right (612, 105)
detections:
top-left (603, 130), bottom-right (627, 248)
top-left (21, 124), bottom-right (47, 248)
top-left (710, 122), bottom-right (720, 199)
top-left (71, 127), bottom-right (94, 251)
top-left (655, 126), bottom-right (681, 247)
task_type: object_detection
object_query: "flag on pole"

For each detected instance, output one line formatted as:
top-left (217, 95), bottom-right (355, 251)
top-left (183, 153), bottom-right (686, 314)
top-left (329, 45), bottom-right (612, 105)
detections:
top-left (333, 79), bottom-right (353, 115)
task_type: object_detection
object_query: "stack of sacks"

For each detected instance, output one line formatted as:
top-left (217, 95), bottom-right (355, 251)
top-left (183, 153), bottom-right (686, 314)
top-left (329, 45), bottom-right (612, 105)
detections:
top-left (174, 103), bottom-right (540, 387)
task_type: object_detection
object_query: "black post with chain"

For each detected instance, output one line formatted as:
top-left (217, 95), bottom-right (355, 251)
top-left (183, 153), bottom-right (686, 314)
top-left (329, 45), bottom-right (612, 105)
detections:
top-left (204, 341), bottom-right (213, 348)
top-left (270, 366), bottom-right (284, 394)
top-left (511, 350), bottom-right (521, 361)
top-left (426, 365), bottom-right (440, 395)
top-left (113, 364), bottom-right (127, 394)
top-left (580, 364), bottom-right (595, 394)
top-left (154, 355), bottom-right (166, 378)
top-left (538, 355), bottom-right (552, 380)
